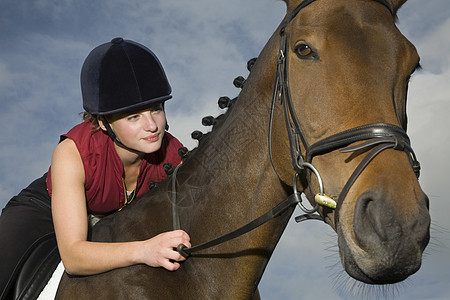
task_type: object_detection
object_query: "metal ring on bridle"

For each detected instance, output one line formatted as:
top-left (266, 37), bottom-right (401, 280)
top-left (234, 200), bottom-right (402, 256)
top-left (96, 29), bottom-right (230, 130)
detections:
top-left (293, 162), bottom-right (322, 213)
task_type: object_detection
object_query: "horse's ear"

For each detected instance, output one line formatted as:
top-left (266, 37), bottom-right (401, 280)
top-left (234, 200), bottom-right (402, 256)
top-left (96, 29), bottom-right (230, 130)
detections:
top-left (284, 0), bottom-right (295, 12)
top-left (387, 0), bottom-right (407, 15)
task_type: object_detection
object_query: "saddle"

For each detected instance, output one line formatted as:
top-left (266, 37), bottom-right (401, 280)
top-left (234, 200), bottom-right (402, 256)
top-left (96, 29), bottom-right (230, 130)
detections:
top-left (12, 214), bottom-right (102, 299)
top-left (13, 234), bottom-right (60, 300)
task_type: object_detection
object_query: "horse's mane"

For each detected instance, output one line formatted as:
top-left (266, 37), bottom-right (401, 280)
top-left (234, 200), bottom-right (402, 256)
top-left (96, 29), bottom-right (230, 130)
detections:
top-left (167, 57), bottom-right (258, 170)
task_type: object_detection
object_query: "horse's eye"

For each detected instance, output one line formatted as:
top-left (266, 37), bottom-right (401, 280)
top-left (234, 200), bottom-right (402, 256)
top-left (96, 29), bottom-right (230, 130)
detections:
top-left (294, 43), bottom-right (317, 60)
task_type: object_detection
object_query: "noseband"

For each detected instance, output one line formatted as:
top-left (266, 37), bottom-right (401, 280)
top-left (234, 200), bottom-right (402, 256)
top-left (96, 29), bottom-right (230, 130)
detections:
top-left (269, 0), bottom-right (421, 219)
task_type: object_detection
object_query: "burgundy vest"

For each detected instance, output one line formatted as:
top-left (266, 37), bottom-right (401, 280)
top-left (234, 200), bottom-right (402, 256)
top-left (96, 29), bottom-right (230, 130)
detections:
top-left (47, 120), bottom-right (182, 214)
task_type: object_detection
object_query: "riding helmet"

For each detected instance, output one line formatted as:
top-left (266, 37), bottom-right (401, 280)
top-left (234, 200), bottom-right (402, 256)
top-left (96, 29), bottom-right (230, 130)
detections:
top-left (81, 37), bottom-right (172, 115)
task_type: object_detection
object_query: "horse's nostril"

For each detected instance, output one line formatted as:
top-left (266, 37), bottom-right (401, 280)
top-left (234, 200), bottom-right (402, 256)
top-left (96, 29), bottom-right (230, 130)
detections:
top-left (353, 191), bottom-right (401, 251)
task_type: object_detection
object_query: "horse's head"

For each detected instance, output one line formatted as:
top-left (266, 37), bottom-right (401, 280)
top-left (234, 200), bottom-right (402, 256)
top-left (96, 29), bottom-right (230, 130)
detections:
top-left (268, 0), bottom-right (430, 284)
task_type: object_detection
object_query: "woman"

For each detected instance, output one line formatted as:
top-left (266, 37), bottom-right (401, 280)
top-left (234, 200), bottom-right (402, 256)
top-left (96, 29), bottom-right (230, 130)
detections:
top-left (0, 37), bottom-right (191, 299)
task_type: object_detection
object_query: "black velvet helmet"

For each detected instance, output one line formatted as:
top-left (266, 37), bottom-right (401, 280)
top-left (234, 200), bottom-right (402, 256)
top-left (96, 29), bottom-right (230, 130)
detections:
top-left (81, 37), bottom-right (172, 115)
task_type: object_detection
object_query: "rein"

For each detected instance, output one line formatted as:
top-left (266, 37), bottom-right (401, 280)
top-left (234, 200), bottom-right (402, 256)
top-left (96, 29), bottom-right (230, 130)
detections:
top-left (176, 0), bottom-right (418, 258)
top-left (176, 192), bottom-right (309, 258)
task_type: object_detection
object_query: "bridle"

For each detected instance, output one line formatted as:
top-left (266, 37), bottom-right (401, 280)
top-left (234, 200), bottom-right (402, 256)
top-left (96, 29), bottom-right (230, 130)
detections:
top-left (176, 0), bottom-right (420, 258)
top-left (269, 0), bottom-right (420, 219)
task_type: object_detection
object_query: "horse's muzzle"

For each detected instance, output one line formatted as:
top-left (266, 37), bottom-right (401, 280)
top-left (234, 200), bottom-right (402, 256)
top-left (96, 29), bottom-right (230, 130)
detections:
top-left (338, 190), bottom-right (430, 284)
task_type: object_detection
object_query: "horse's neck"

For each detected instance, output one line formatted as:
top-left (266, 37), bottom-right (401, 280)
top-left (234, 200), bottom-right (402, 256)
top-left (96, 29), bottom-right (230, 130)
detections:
top-left (177, 71), bottom-right (286, 226)
top-left (172, 49), bottom-right (295, 295)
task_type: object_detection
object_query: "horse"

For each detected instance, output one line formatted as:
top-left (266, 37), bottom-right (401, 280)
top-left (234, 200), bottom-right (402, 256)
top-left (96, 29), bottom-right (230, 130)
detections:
top-left (56, 0), bottom-right (430, 298)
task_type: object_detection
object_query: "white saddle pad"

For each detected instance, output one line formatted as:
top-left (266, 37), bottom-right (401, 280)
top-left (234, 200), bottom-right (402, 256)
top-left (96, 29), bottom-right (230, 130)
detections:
top-left (37, 261), bottom-right (64, 299)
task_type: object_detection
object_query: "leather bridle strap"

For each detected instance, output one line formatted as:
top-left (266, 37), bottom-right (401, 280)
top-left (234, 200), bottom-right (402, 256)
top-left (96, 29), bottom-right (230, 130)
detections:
top-left (280, 0), bottom-right (317, 34)
top-left (271, 0), bottom-right (400, 179)
top-left (177, 192), bottom-right (301, 258)
top-left (305, 123), bottom-right (421, 219)
top-left (268, 0), bottom-right (420, 218)
top-left (306, 123), bottom-right (418, 165)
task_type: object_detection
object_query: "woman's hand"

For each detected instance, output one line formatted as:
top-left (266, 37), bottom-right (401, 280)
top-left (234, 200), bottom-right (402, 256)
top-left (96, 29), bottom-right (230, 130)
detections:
top-left (140, 230), bottom-right (191, 271)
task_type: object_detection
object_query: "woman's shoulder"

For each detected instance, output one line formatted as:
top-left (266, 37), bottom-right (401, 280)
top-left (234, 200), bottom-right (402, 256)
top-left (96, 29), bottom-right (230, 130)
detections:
top-left (52, 138), bottom-right (80, 162)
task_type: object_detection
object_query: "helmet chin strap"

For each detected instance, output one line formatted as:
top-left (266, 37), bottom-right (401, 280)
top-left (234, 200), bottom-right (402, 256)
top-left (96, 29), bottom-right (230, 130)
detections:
top-left (100, 116), bottom-right (140, 153)
top-left (163, 102), bottom-right (169, 131)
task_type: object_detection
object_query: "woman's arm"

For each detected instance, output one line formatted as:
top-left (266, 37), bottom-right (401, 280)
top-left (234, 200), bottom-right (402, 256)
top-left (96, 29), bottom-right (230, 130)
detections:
top-left (51, 138), bottom-right (190, 275)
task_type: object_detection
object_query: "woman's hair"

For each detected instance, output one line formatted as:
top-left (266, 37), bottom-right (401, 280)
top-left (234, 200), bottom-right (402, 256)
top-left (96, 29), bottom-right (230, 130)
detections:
top-left (81, 111), bottom-right (128, 134)
top-left (82, 112), bottom-right (101, 134)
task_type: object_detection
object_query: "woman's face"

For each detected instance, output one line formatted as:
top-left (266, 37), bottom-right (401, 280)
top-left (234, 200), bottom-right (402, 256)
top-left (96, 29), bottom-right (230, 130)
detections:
top-left (107, 103), bottom-right (166, 154)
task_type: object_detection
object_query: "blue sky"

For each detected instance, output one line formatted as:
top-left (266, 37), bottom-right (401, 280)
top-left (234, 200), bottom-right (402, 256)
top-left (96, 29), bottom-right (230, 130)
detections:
top-left (1, 0), bottom-right (449, 299)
